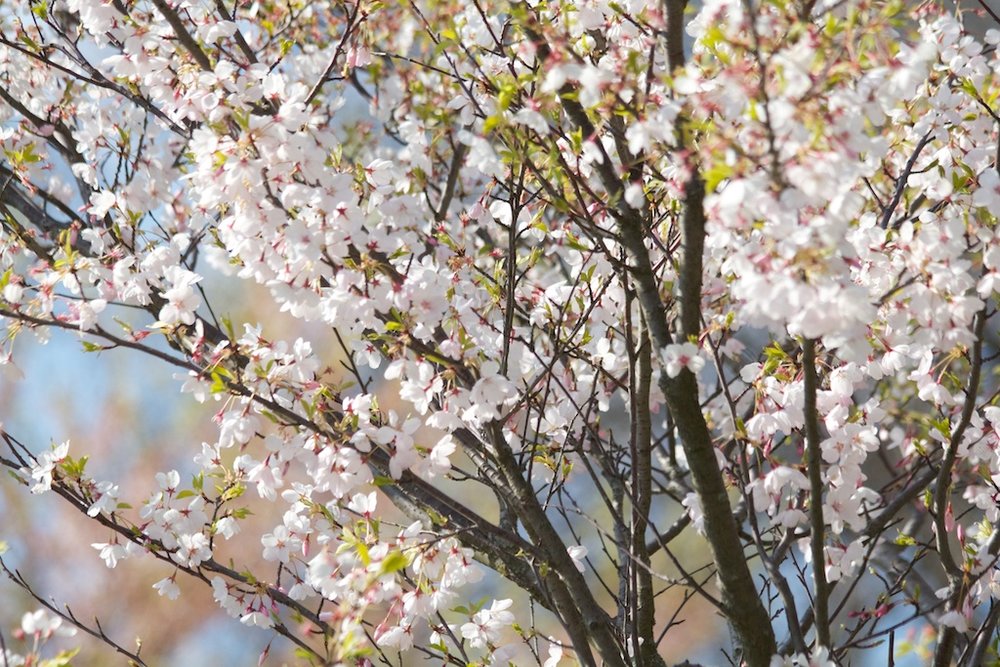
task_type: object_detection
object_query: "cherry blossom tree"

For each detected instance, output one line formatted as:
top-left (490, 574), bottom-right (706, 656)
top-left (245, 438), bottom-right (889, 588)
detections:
top-left (0, 0), bottom-right (999, 665)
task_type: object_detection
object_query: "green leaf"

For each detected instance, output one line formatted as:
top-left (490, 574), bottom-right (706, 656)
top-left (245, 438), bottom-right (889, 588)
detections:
top-left (379, 550), bottom-right (408, 575)
top-left (40, 648), bottom-right (80, 667)
top-left (60, 454), bottom-right (88, 478)
top-left (220, 315), bottom-right (235, 339)
top-left (231, 109), bottom-right (250, 131)
top-left (355, 539), bottom-right (370, 566)
top-left (930, 416), bottom-right (951, 440)
top-left (209, 368), bottom-right (232, 394)
top-left (220, 483), bottom-right (245, 502)
top-left (497, 80), bottom-right (518, 111)
top-left (704, 162), bottom-right (733, 194)
top-left (17, 33), bottom-right (40, 51)
top-left (483, 114), bottom-right (502, 134)
top-left (426, 508), bottom-right (447, 526)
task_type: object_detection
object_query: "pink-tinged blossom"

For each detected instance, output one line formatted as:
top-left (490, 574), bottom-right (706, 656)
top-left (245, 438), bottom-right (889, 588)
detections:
top-left (306, 548), bottom-right (341, 600)
top-left (92, 540), bottom-right (127, 569)
top-left (412, 434), bottom-right (456, 480)
top-left (173, 532), bottom-right (211, 567)
top-left (240, 598), bottom-right (275, 629)
top-left (212, 577), bottom-right (242, 618)
top-left (937, 592), bottom-right (973, 633)
top-left (661, 343), bottom-right (705, 379)
top-left (769, 646), bottom-right (836, 667)
top-left (460, 599), bottom-right (515, 649)
top-left (375, 618), bottom-right (414, 650)
top-left (193, 441), bottom-right (223, 470)
top-left (88, 190), bottom-right (117, 217)
top-left (749, 467), bottom-right (810, 516)
top-left (27, 441), bottom-right (70, 495)
top-left (214, 516), bottom-right (240, 540)
top-left (441, 541), bottom-right (484, 588)
top-left (155, 470), bottom-right (180, 495)
top-left (976, 170), bottom-right (1000, 211)
top-left (364, 158), bottom-right (396, 190)
top-left (463, 362), bottom-right (516, 425)
top-left (351, 338), bottom-right (382, 370)
top-left (20, 609), bottom-right (76, 639)
top-left (87, 480), bottom-right (119, 517)
top-left (824, 483), bottom-right (880, 535)
top-left (372, 416), bottom-right (422, 479)
top-left (823, 539), bottom-right (866, 582)
top-left (347, 491), bottom-right (377, 519)
top-left (394, 361), bottom-right (443, 415)
top-left (218, 409), bottom-right (260, 448)
top-left (567, 545), bottom-right (588, 572)
top-left (543, 640), bottom-right (564, 667)
top-left (69, 298), bottom-right (107, 331)
top-left (313, 445), bottom-right (372, 497)
top-left (247, 459), bottom-right (283, 501)
top-left (157, 266), bottom-right (203, 326)
top-left (820, 424), bottom-right (879, 466)
top-left (153, 575), bottom-right (181, 600)
top-left (682, 493), bottom-right (705, 535)
top-left (261, 525), bottom-right (300, 562)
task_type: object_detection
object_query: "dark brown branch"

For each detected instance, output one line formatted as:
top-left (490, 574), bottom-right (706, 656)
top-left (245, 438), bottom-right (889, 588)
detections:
top-left (965, 601), bottom-right (1000, 665)
top-left (933, 308), bottom-right (988, 667)
top-left (484, 422), bottom-right (627, 667)
top-left (880, 131), bottom-right (933, 229)
top-left (802, 338), bottom-right (831, 648)
top-left (524, 11), bottom-right (777, 664)
top-left (213, 0), bottom-right (259, 65)
top-left (148, 0), bottom-right (213, 71)
top-left (630, 319), bottom-right (662, 667)
top-left (662, 0), bottom-right (688, 72)
top-left (434, 142), bottom-right (469, 222)
top-left (0, 561), bottom-right (149, 666)
top-left (305, 1), bottom-right (362, 105)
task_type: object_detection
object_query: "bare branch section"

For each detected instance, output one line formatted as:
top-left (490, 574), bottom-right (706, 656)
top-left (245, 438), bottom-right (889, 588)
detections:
top-left (0, 561), bottom-right (149, 667)
top-left (148, 0), bottom-right (213, 71)
top-left (801, 338), bottom-right (830, 648)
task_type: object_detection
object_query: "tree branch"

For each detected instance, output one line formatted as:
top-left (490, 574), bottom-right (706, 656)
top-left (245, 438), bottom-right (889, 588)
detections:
top-left (933, 307), bottom-right (988, 667)
top-left (802, 338), bottom-right (831, 648)
top-left (525, 11), bottom-right (777, 664)
top-left (148, 0), bottom-right (213, 71)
